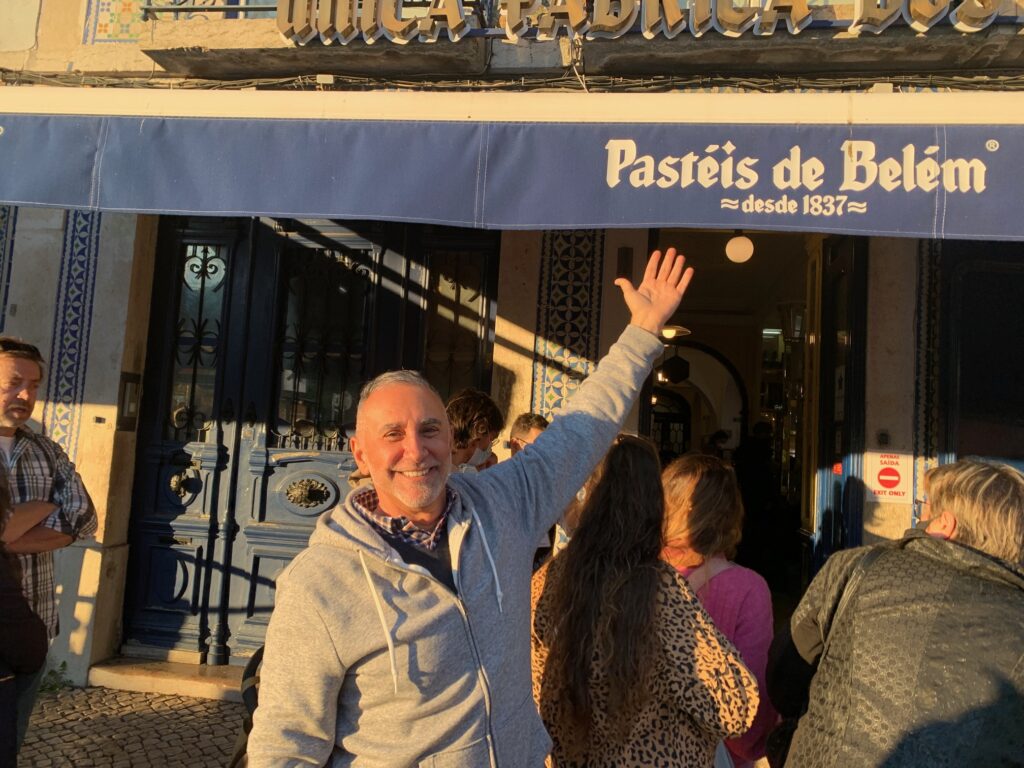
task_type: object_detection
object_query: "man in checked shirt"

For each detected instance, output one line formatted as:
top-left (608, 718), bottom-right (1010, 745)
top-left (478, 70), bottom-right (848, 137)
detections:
top-left (0, 337), bottom-right (96, 753)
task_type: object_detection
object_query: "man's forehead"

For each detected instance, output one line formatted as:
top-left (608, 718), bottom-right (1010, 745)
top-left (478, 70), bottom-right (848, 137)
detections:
top-left (378, 416), bottom-right (446, 430)
top-left (359, 382), bottom-right (447, 424)
top-left (0, 354), bottom-right (42, 378)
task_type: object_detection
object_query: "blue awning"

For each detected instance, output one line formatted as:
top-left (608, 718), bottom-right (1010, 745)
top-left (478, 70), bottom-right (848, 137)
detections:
top-left (1, 89), bottom-right (1021, 239)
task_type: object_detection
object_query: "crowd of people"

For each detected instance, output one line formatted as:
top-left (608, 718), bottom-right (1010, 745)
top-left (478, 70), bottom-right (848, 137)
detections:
top-left (243, 249), bottom-right (1024, 767)
top-left (3, 248), bottom-right (1023, 766)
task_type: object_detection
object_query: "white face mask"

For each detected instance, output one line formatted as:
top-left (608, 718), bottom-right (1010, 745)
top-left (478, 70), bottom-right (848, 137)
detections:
top-left (467, 446), bottom-right (492, 468)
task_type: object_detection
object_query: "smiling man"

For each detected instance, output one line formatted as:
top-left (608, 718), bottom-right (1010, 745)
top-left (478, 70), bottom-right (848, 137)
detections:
top-left (358, 375), bottom-right (452, 518)
top-left (249, 249), bottom-right (695, 768)
top-left (0, 337), bottom-right (96, 754)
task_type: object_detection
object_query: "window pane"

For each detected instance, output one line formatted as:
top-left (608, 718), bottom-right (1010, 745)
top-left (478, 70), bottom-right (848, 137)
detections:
top-left (167, 244), bottom-right (228, 441)
top-left (423, 250), bottom-right (488, 401)
top-left (956, 266), bottom-right (1024, 460)
top-left (273, 247), bottom-right (371, 450)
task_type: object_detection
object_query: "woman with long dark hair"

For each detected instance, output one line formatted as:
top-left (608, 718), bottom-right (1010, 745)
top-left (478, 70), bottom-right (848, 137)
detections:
top-left (531, 435), bottom-right (759, 767)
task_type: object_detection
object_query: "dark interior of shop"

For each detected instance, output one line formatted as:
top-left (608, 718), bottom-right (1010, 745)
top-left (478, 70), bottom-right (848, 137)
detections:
top-left (653, 229), bottom-right (812, 623)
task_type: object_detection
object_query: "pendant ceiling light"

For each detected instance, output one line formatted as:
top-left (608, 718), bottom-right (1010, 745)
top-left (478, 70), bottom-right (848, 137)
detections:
top-left (658, 353), bottom-right (690, 385)
top-left (725, 233), bottom-right (754, 263)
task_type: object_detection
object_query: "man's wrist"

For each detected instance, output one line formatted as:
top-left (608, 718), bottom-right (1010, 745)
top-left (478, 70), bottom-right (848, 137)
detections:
top-left (628, 318), bottom-right (662, 337)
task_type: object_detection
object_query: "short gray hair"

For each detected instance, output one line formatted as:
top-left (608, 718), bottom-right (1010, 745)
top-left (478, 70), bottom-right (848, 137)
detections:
top-left (926, 459), bottom-right (1024, 567)
top-left (355, 370), bottom-right (443, 427)
top-left (510, 412), bottom-right (549, 441)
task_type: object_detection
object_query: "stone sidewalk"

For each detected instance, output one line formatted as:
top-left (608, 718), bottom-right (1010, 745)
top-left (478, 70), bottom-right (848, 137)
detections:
top-left (18, 687), bottom-right (246, 767)
top-left (18, 685), bottom-right (772, 767)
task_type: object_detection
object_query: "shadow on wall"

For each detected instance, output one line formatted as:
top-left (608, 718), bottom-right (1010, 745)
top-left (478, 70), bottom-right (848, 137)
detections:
top-left (49, 541), bottom-right (94, 683)
top-left (491, 363), bottom-right (515, 428)
top-left (815, 474), bottom-right (867, 571)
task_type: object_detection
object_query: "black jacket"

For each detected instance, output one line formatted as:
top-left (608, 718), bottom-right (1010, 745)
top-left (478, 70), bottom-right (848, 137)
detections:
top-left (0, 547), bottom-right (47, 763)
top-left (770, 529), bottom-right (1024, 768)
top-left (0, 551), bottom-right (46, 675)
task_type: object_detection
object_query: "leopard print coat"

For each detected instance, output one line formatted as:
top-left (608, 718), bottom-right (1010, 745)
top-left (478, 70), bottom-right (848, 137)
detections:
top-left (531, 558), bottom-right (759, 767)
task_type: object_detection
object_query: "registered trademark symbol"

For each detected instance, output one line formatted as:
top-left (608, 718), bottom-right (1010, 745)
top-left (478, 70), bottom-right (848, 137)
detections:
top-left (986, 139), bottom-right (1000, 152)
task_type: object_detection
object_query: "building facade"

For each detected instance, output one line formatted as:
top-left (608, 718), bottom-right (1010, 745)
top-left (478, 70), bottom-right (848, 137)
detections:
top-left (1, 0), bottom-right (1022, 685)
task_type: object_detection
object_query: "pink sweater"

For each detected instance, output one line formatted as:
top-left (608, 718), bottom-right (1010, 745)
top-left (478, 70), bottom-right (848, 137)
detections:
top-left (675, 562), bottom-right (779, 767)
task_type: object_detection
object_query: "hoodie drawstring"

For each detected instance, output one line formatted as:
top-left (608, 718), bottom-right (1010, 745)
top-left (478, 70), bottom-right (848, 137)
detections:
top-left (471, 510), bottom-right (504, 613)
top-left (359, 550), bottom-right (399, 695)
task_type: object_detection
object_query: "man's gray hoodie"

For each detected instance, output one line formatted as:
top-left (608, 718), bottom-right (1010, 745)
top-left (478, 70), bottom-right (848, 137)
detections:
top-left (249, 326), bottom-right (665, 767)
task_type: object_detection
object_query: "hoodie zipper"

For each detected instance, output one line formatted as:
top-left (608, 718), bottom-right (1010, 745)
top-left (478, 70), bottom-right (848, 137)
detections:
top-left (372, 552), bottom-right (501, 767)
top-left (450, 592), bottom-right (500, 766)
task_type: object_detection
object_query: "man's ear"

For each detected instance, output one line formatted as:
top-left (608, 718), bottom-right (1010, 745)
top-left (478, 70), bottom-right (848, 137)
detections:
top-left (349, 435), bottom-right (369, 475)
top-left (925, 509), bottom-right (958, 540)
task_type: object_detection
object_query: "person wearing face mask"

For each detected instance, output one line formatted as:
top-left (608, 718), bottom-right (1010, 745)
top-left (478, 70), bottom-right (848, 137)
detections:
top-left (766, 459), bottom-right (1024, 768)
top-left (446, 389), bottom-right (505, 473)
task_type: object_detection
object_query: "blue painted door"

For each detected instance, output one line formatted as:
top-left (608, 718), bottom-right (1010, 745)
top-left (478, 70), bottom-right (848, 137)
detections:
top-left (123, 217), bottom-right (248, 660)
top-left (124, 218), bottom-right (499, 663)
top-left (813, 237), bottom-right (867, 568)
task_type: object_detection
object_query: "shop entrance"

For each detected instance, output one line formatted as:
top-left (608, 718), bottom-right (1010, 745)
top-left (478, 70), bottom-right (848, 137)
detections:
top-left (645, 230), bottom-right (867, 596)
top-left (123, 217), bottom-right (499, 664)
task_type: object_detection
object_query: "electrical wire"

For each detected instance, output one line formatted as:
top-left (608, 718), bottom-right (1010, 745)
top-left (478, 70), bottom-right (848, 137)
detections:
top-left (4, 67), bottom-right (1024, 93)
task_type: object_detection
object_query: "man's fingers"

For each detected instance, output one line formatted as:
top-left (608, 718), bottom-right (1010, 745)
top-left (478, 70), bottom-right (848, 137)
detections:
top-left (667, 252), bottom-right (686, 287)
top-left (677, 266), bottom-right (695, 296)
top-left (656, 248), bottom-right (678, 282)
top-left (642, 251), bottom-right (661, 285)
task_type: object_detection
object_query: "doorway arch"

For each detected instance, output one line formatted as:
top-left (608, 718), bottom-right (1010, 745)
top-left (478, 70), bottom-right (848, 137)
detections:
top-left (664, 340), bottom-right (749, 454)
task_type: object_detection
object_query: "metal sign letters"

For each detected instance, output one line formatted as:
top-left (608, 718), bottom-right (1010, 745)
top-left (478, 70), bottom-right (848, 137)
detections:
top-left (277, 0), bottom-right (1008, 44)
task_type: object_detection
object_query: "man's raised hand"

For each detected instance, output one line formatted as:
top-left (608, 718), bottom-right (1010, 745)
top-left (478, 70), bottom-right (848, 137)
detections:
top-left (614, 248), bottom-right (694, 337)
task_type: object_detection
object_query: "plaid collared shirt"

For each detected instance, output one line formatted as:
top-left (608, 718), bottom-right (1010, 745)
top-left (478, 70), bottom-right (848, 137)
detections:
top-left (352, 486), bottom-right (454, 551)
top-left (4, 427), bottom-right (96, 638)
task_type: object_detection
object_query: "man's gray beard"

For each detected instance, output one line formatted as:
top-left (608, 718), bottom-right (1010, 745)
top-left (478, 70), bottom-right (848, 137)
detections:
top-left (400, 465), bottom-right (451, 511)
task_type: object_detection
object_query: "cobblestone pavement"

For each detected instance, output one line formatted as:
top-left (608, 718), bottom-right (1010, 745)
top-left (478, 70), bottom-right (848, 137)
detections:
top-left (19, 687), bottom-right (246, 767)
